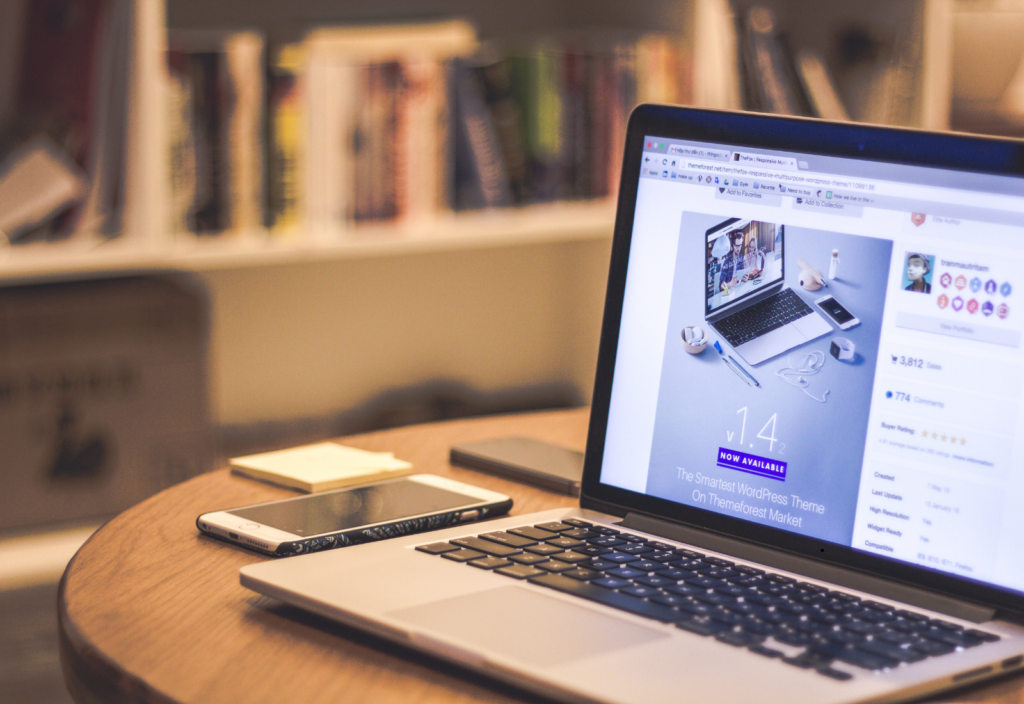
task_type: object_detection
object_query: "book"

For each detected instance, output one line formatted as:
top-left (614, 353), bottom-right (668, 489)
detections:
top-left (796, 50), bottom-right (850, 121)
top-left (0, 135), bottom-right (88, 240)
top-left (230, 441), bottom-right (414, 493)
top-left (166, 29), bottom-right (266, 235)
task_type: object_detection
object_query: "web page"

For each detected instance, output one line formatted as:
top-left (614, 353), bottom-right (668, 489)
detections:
top-left (600, 135), bottom-right (1024, 593)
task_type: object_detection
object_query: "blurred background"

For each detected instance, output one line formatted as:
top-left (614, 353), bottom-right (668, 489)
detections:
top-left (1, 0), bottom-right (1023, 701)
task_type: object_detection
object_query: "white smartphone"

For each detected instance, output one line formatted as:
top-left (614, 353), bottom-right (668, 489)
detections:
top-left (815, 294), bottom-right (860, 330)
top-left (197, 474), bottom-right (512, 556)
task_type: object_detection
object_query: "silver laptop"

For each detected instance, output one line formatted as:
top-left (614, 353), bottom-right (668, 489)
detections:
top-left (242, 106), bottom-right (1024, 704)
top-left (704, 217), bottom-right (832, 366)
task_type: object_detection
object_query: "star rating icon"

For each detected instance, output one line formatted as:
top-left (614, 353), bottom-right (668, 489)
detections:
top-left (932, 432), bottom-right (938, 439)
top-left (950, 436), bottom-right (957, 444)
top-left (961, 438), bottom-right (966, 445)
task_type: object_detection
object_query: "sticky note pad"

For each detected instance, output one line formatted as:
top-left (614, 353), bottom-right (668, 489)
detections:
top-left (230, 442), bottom-right (413, 492)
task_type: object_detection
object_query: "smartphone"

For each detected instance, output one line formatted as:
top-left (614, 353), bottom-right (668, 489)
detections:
top-left (815, 294), bottom-right (860, 330)
top-left (197, 474), bottom-right (512, 556)
top-left (450, 437), bottom-right (584, 496)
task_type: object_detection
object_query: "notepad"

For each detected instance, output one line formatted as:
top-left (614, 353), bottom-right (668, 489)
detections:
top-left (230, 442), bottom-right (414, 492)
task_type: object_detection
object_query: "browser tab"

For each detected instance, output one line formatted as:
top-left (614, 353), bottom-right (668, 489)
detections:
top-left (732, 151), bottom-right (799, 170)
top-left (668, 144), bottom-right (730, 161)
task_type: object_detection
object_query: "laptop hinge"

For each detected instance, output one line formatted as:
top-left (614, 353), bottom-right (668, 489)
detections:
top-left (621, 512), bottom-right (996, 624)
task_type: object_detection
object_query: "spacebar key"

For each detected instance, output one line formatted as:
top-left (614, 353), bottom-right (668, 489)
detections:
top-left (528, 573), bottom-right (685, 623)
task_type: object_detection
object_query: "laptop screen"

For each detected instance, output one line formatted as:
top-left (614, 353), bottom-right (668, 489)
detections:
top-left (599, 126), bottom-right (1024, 597)
top-left (705, 219), bottom-right (784, 315)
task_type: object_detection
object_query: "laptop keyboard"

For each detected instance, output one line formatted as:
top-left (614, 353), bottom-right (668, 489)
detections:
top-left (712, 288), bottom-right (813, 347)
top-left (417, 519), bottom-right (999, 681)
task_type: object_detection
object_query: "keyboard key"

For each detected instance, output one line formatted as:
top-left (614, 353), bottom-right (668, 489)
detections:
top-left (581, 558), bottom-right (616, 571)
top-left (535, 522), bottom-right (574, 533)
top-left (496, 564), bottom-right (546, 580)
top-left (817, 667), bottom-right (853, 681)
top-left (834, 647), bottom-right (899, 671)
top-left (734, 565), bottom-right (765, 576)
top-left (910, 639), bottom-right (956, 656)
top-left (856, 639), bottom-right (926, 664)
top-left (442, 548), bottom-right (486, 562)
top-left (628, 560), bottom-right (666, 572)
top-left (965, 629), bottom-right (1001, 643)
top-left (677, 616), bottom-right (731, 636)
top-left (562, 528), bottom-right (595, 540)
top-left (551, 550), bottom-right (588, 564)
top-left (608, 566), bottom-right (646, 580)
top-left (577, 546), bottom-right (613, 557)
top-left (664, 583), bottom-right (706, 597)
top-left (651, 593), bottom-right (694, 608)
top-left (622, 585), bottom-right (664, 598)
top-left (673, 548), bottom-right (705, 559)
top-left (528, 573), bottom-right (687, 623)
top-left (559, 518), bottom-right (593, 528)
top-left (647, 541), bottom-right (677, 551)
top-left (560, 567), bottom-right (600, 581)
top-left (616, 543), bottom-right (655, 555)
top-left (593, 577), bottom-right (631, 589)
top-left (546, 536), bottom-right (585, 549)
top-left (451, 537), bottom-right (521, 557)
top-left (469, 556), bottom-right (513, 570)
top-left (619, 534), bottom-right (649, 543)
top-left (703, 557), bottom-right (734, 567)
top-left (685, 576), bottom-right (727, 589)
top-left (508, 526), bottom-right (559, 541)
top-left (479, 531), bottom-right (537, 548)
top-left (749, 644), bottom-right (784, 659)
top-left (415, 542), bottom-right (459, 555)
top-left (603, 552), bottom-right (640, 564)
top-left (636, 574), bottom-right (676, 588)
top-left (920, 627), bottom-right (983, 649)
top-left (588, 536), bottom-right (627, 547)
top-left (659, 568), bottom-right (696, 581)
top-left (716, 629), bottom-right (765, 647)
top-left (509, 552), bottom-right (549, 565)
top-left (524, 544), bottom-right (564, 556)
top-left (535, 560), bottom-right (575, 573)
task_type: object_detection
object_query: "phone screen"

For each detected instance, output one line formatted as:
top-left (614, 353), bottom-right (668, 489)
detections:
top-left (227, 480), bottom-right (478, 536)
top-left (820, 296), bottom-right (855, 324)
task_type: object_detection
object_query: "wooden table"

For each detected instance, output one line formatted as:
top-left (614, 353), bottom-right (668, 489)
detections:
top-left (59, 409), bottom-right (1024, 704)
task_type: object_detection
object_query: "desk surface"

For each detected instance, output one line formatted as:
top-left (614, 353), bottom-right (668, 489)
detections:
top-left (59, 408), bottom-right (1024, 704)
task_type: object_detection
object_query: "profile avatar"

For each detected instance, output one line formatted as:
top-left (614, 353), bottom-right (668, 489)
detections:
top-left (904, 252), bottom-right (933, 294)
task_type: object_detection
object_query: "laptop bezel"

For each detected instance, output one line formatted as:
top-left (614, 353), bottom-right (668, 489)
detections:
top-left (581, 105), bottom-right (1024, 616)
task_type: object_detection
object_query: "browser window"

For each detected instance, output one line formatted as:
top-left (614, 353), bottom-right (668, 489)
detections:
top-left (602, 135), bottom-right (1024, 594)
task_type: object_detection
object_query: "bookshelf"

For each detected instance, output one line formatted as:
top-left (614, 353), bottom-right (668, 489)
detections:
top-left (0, 0), bottom-right (968, 438)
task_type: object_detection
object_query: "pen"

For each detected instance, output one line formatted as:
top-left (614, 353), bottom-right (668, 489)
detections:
top-left (722, 356), bottom-right (755, 386)
top-left (728, 355), bottom-right (761, 387)
top-left (714, 340), bottom-right (757, 388)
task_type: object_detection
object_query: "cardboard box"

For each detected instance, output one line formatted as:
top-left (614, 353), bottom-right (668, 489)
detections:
top-left (0, 275), bottom-right (212, 530)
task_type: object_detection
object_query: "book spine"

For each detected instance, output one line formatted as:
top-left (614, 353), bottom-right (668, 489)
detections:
top-left (222, 31), bottom-right (265, 234)
top-left (267, 43), bottom-right (305, 235)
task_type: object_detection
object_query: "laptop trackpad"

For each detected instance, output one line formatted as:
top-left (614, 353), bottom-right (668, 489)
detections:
top-left (388, 585), bottom-right (668, 667)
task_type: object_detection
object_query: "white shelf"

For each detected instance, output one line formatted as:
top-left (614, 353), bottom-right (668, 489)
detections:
top-left (0, 200), bottom-right (615, 282)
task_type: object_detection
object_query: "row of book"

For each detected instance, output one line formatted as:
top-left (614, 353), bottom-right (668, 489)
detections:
top-left (167, 20), bottom-right (694, 237)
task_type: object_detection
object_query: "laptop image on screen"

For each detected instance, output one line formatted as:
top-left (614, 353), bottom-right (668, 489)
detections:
top-left (240, 106), bottom-right (1024, 704)
top-left (704, 217), bottom-right (832, 366)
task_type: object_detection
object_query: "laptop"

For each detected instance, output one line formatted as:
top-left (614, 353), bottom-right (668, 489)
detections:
top-left (704, 216), bottom-right (833, 366)
top-left (241, 106), bottom-right (1024, 704)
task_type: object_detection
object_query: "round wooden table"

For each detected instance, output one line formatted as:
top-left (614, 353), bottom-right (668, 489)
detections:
top-left (59, 408), bottom-right (1024, 704)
